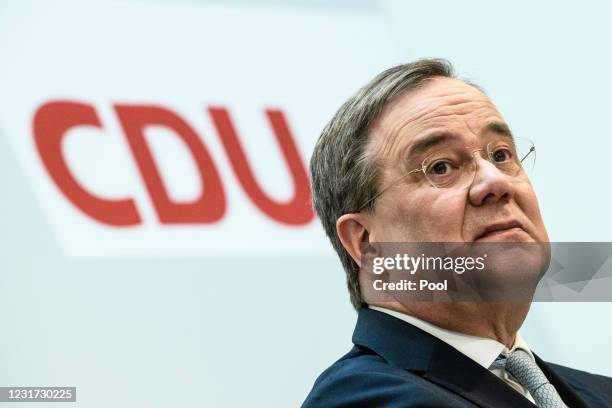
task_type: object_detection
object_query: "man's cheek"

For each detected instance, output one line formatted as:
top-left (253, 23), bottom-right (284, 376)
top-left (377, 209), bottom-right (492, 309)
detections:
top-left (513, 185), bottom-right (548, 242)
top-left (516, 187), bottom-right (544, 222)
top-left (425, 193), bottom-right (466, 239)
top-left (411, 198), bottom-right (464, 242)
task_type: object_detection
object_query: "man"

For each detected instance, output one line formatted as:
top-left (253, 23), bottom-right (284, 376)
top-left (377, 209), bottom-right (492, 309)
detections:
top-left (303, 59), bottom-right (612, 407)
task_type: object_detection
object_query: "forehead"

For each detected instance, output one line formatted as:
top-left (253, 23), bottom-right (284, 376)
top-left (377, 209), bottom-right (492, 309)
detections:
top-left (368, 77), bottom-right (504, 159)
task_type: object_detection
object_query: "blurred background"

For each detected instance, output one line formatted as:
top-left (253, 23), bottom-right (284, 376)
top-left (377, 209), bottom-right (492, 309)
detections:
top-left (1, 0), bottom-right (611, 406)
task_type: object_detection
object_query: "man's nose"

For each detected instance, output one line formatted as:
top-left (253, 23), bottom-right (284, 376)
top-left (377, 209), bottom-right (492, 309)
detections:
top-left (468, 155), bottom-right (514, 206)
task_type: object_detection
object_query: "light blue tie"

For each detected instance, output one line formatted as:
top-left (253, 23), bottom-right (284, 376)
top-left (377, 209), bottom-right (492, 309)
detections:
top-left (490, 349), bottom-right (567, 408)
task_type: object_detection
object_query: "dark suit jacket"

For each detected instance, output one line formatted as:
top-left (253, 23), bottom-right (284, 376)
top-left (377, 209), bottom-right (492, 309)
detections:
top-left (302, 307), bottom-right (612, 407)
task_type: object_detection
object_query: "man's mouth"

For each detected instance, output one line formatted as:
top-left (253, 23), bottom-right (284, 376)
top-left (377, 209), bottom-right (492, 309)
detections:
top-left (474, 220), bottom-right (527, 241)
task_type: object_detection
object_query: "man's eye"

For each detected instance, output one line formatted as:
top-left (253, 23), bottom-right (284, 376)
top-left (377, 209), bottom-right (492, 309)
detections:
top-left (430, 161), bottom-right (451, 175)
top-left (492, 148), bottom-right (512, 162)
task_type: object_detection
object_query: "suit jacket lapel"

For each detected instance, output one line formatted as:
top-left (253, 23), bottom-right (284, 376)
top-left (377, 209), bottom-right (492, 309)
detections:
top-left (353, 308), bottom-right (537, 408)
top-left (534, 353), bottom-right (591, 408)
top-left (425, 338), bottom-right (538, 408)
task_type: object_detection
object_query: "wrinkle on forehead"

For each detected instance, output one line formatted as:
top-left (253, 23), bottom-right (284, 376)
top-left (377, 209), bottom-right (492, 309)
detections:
top-left (366, 78), bottom-right (504, 175)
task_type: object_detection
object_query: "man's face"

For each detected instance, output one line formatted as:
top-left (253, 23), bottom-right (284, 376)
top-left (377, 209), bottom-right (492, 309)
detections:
top-left (365, 77), bottom-right (549, 244)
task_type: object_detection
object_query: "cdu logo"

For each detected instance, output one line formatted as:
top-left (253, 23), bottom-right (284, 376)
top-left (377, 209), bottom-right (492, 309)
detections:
top-left (0, 1), bottom-right (398, 256)
top-left (33, 100), bottom-right (314, 227)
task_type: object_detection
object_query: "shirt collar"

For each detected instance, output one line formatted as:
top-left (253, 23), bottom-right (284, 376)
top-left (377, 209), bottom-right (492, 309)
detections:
top-left (368, 305), bottom-right (534, 369)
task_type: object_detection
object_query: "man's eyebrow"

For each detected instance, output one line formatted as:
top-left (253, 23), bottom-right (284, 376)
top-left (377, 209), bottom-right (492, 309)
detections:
top-left (405, 132), bottom-right (457, 159)
top-left (483, 121), bottom-right (514, 140)
top-left (404, 121), bottom-right (514, 160)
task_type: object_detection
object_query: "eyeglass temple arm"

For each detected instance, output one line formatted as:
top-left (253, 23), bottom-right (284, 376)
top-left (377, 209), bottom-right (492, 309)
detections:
top-left (355, 168), bottom-right (422, 212)
top-left (519, 146), bottom-right (535, 163)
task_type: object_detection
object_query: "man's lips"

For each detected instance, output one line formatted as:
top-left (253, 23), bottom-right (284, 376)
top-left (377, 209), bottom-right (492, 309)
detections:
top-left (474, 220), bottom-right (526, 241)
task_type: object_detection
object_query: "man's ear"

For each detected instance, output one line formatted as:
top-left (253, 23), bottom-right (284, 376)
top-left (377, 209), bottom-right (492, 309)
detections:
top-left (336, 213), bottom-right (370, 268)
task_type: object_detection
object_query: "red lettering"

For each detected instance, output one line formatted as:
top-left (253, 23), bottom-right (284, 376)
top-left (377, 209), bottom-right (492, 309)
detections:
top-left (33, 100), bottom-right (141, 226)
top-left (114, 104), bottom-right (225, 224)
top-left (209, 107), bottom-right (313, 225)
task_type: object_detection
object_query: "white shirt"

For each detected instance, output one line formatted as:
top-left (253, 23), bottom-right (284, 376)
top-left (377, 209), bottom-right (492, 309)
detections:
top-left (369, 305), bottom-right (536, 404)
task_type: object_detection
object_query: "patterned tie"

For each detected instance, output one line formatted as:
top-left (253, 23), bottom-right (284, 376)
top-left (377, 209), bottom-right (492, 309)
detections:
top-left (490, 349), bottom-right (567, 408)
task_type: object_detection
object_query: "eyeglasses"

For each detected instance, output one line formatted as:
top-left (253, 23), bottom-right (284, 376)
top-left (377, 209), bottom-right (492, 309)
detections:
top-left (354, 137), bottom-right (536, 212)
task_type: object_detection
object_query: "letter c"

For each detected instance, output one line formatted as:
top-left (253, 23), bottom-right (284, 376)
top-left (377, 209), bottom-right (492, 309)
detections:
top-left (33, 100), bottom-right (141, 226)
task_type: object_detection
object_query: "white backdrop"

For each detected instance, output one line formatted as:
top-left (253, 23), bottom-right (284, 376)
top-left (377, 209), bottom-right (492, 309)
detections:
top-left (1, 1), bottom-right (611, 407)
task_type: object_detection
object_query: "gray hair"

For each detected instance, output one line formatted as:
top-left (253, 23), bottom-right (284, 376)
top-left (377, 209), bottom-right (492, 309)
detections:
top-left (310, 59), bottom-right (456, 310)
